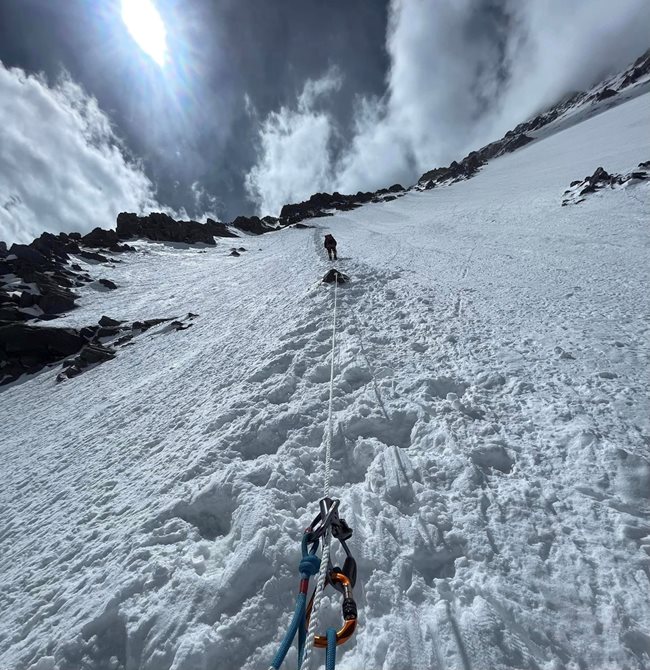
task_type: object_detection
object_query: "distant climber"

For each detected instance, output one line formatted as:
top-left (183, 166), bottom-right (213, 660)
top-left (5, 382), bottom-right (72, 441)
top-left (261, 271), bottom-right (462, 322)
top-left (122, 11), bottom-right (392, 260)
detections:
top-left (324, 234), bottom-right (338, 260)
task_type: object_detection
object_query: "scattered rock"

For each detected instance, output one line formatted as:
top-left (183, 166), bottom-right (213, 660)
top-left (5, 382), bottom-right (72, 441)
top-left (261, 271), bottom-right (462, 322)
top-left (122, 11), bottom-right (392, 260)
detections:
top-left (98, 279), bottom-right (118, 290)
top-left (322, 269), bottom-right (349, 285)
top-left (36, 286), bottom-right (78, 314)
top-left (78, 343), bottom-right (116, 364)
top-left (58, 344), bottom-right (116, 381)
top-left (132, 318), bottom-right (172, 332)
top-left (98, 315), bottom-right (124, 327)
top-left (230, 250), bottom-right (241, 257)
top-left (78, 249), bottom-right (110, 263)
top-left (169, 320), bottom-right (193, 331)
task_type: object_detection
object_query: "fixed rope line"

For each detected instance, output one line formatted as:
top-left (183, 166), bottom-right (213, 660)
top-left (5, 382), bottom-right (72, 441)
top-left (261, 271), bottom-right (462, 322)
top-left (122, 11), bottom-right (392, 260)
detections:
top-left (270, 272), bottom-right (356, 670)
top-left (301, 274), bottom-right (339, 670)
top-left (324, 274), bottom-right (338, 498)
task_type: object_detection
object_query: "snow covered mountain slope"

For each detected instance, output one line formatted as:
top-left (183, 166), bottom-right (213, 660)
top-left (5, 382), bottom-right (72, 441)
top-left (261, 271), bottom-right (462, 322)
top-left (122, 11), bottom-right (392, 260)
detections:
top-left (1, 91), bottom-right (649, 670)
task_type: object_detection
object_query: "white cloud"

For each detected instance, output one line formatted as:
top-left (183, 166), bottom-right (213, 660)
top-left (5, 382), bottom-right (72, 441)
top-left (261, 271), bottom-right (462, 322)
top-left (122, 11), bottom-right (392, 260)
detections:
top-left (0, 63), bottom-right (164, 245)
top-left (338, 0), bottom-right (650, 192)
top-left (190, 181), bottom-right (221, 222)
top-left (244, 69), bottom-right (341, 216)
top-left (488, 0), bottom-right (650, 135)
top-left (247, 0), bottom-right (650, 207)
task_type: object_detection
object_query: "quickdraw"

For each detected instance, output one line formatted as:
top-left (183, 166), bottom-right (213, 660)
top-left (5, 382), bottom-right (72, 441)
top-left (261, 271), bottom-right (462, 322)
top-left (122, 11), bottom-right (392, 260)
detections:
top-left (269, 497), bottom-right (358, 670)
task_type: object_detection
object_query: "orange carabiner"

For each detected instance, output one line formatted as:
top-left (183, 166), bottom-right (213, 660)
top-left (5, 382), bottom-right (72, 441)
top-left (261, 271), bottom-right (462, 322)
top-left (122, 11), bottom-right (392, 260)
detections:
top-left (306, 571), bottom-right (358, 647)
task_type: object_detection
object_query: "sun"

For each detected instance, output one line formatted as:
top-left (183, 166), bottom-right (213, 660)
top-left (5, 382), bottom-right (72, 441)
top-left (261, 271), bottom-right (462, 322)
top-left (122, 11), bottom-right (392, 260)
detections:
top-left (121, 0), bottom-right (168, 66)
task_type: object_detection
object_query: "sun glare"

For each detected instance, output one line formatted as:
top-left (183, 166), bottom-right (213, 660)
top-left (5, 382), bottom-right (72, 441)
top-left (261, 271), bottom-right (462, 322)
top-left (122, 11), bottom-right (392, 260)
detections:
top-left (121, 0), bottom-right (168, 66)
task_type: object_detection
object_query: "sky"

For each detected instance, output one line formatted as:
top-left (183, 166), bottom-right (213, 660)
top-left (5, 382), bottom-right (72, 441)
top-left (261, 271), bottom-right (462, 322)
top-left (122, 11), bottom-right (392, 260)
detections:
top-left (1, 0), bottom-right (649, 243)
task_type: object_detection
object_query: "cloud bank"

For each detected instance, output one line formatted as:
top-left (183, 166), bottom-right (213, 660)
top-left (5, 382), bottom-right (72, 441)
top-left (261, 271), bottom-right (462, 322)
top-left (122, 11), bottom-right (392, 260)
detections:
top-left (0, 62), bottom-right (164, 245)
top-left (246, 0), bottom-right (650, 215)
top-left (244, 69), bottom-right (342, 216)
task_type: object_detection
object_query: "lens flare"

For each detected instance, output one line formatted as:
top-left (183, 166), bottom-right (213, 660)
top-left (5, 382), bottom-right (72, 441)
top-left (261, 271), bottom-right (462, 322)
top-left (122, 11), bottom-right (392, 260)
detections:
top-left (121, 0), bottom-right (168, 66)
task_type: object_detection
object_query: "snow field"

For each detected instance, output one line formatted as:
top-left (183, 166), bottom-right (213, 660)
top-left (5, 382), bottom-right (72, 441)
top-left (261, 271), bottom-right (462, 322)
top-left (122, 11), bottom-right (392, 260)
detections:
top-left (1, 92), bottom-right (649, 669)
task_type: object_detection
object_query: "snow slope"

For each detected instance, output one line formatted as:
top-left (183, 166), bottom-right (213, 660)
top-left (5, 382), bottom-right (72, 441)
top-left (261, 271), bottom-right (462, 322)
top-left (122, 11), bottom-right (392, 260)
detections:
top-left (1, 92), bottom-right (649, 670)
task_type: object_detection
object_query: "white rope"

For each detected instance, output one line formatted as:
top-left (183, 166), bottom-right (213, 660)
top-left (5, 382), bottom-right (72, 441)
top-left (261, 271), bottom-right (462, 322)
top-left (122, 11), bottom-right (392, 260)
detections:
top-left (323, 274), bottom-right (338, 498)
top-left (301, 275), bottom-right (339, 669)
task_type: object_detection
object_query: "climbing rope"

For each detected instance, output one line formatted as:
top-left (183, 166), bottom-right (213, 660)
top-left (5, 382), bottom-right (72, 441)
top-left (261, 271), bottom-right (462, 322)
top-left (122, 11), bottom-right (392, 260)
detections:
top-left (302, 274), bottom-right (339, 668)
top-left (270, 273), bottom-right (358, 670)
top-left (324, 274), bottom-right (337, 496)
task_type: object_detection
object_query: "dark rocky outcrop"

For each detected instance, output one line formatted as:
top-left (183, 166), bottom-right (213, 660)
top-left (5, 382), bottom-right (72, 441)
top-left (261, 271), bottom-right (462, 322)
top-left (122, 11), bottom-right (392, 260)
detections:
top-left (206, 218), bottom-right (239, 238)
top-left (415, 49), bottom-right (650, 193)
top-left (0, 322), bottom-right (85, 384)
top-left (418, 135), bottom-right (533, 189)
top-left (1, 312), bottom-right (199, 385)
top-left (562, 162), bottom-right (649, 206)
top-left (81, 227), bottom-right (136, 253)
top-left (117, 212), bottom-right (222, 245)
top-left (280, 191), bottom-right (373, 226)
top-left (620, 50), bottom-right (650, 89)
top-left (115, 212), bottom-right (267, 245)
top-left (82, 227), bottom-right (119, 248)
top-left (230, 215), bottom-right (273, 235)
top-left (0, 233), bottom-right (92, 322)
top-left (276, 183), bottom-right (406, 227)
top-left (595, 87), bottom-right (617, 101)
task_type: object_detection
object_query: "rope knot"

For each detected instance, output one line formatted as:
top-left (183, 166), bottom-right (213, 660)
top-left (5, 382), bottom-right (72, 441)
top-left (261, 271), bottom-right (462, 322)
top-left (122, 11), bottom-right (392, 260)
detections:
top-left (299, 554), bottom-right (321, 577)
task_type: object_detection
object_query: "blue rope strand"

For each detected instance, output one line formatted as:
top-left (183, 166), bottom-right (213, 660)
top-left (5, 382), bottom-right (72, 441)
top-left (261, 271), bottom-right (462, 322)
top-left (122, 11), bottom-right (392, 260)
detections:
top-left (270, 536), bottom-right (322, 669)
top-left (326, 627), bottom-right (337, 670)
top-left (270, 591), bottom-right (307, 669)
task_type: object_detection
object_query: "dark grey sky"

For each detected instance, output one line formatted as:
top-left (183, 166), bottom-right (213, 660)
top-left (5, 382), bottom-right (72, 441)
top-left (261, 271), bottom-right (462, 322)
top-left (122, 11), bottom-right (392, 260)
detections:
top-left (1, 0), bottom-right (648, 243)
top-left (0, 0), bottom-right (389, 221)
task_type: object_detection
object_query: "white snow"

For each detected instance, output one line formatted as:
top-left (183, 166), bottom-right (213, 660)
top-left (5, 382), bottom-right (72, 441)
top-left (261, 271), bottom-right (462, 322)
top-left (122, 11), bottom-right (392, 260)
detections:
top-left (1, 92), bottom-right (650, 670)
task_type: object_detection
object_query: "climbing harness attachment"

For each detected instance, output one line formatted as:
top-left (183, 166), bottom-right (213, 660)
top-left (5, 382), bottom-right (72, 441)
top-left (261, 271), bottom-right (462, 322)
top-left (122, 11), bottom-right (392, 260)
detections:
top-left (269, 497), bottom-right (358, 669)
